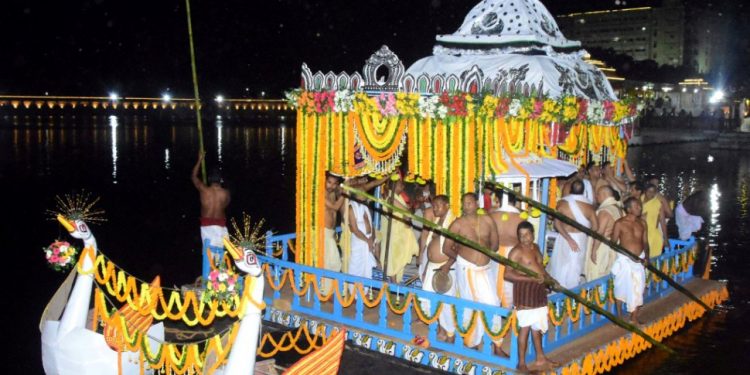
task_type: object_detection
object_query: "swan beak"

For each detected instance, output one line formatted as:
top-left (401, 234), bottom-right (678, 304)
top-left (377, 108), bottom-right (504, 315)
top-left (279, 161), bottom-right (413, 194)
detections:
top-left (223, 237), bottom-right (242, 261)
top-left (57, 214), bottom-right (76, 233)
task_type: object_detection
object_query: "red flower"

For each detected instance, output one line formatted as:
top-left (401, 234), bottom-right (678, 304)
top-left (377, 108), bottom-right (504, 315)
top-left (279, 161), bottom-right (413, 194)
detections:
top-left (577, 98), bottom-right (588, 122)
top-left (496, 98), bottom-right (510, 117)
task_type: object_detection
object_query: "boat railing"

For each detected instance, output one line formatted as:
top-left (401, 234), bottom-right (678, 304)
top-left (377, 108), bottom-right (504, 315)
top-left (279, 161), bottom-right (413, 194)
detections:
top-left (255, 232), bottom-right (697, 365)
top-left (257, 253), bottom-right (520, 368)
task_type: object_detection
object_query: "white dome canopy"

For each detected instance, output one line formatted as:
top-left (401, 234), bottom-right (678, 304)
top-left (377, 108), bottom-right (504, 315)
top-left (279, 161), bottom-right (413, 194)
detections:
top-left (404, 0), bottom-right (617, 100)
top-left (436, 0), bottom-right (580, 49)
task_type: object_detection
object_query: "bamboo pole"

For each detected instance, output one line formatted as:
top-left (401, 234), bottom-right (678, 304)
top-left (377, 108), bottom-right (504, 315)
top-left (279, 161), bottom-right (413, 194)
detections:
top-left (487, 181), bottom-right (710, 312)
top-left (381, 182), bottom-right (395, 281)
top-left (340, 184), bottom-right (674, 355)
top-left (184, 0), bottom-right (207, 183)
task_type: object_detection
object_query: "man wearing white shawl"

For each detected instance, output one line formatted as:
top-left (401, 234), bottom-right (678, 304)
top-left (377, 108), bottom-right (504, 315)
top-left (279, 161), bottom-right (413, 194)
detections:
top-left (418, 195), bottom-right (456, 342)
top-left (547, 180), bottom-right (599, 289)
top-left (585, 186), bottom-right (623, 281)
top-left (347, 199), bottom-right (378, 281)
top-left (611, 197), bottom-right (649, 324)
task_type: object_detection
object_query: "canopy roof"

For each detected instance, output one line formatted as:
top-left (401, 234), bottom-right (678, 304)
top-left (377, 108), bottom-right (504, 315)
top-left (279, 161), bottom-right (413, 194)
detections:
top-left (494, 157), bottom-right (578, 180)
top-left (406, 52), bottom-right (617, 100)
top-left (436, 0), bottom-right (580, 49)
top-left (403, 0), bottom-right (616, 101)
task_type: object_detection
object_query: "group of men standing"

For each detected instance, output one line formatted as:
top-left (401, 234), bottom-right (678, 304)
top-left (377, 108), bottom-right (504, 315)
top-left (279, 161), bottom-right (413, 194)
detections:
top-left (192, 149), bottom-right (686, 372)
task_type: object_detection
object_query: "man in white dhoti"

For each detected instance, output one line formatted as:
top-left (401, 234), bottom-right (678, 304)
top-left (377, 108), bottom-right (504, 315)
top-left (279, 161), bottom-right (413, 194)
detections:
top-left (192, 151), bottom-right (230, 264)
top-left (441, 194), bottom-right (507, 357)
top-left (347, 198), bottom-right (378, 282)
top-left (611, 197), bottom-right (649, 324)
top-left (488, 191), bottom-right (523, 308)
top-left (547, 180), bottom-right (599, 289)
top-left (417, 195), bottom-right (456, 342)
top-left (585, 186), bottom-right (623, 281)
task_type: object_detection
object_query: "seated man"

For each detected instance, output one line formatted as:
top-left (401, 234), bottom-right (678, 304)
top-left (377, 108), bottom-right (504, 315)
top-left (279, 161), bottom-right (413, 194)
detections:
top-left (611, 197), bottom-right (649, 324)
top-left (505, 221), bottom-right (558, 372)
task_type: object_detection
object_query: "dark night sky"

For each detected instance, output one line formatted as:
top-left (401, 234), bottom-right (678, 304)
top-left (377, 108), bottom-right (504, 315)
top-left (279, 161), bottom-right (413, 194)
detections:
top-left (1, 0), bottom-right (746, 98)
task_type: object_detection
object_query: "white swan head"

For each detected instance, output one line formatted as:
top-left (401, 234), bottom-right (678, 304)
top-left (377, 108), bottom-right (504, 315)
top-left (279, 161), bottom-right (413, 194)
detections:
top-left (223, 237), bottom-right (262, 277)
top-left (57, 214), bottom-right (94, 242)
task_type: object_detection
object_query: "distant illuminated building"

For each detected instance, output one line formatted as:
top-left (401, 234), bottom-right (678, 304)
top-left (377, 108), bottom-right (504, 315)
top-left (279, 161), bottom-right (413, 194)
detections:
top-left (557, 1), bottom-right (684, 67)
top-left (556, 0), bottom-right (728, 75)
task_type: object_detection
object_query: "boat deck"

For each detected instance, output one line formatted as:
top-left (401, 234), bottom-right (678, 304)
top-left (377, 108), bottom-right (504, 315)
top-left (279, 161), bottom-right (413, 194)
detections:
top-left (265, 272), bottom-right (726, 374)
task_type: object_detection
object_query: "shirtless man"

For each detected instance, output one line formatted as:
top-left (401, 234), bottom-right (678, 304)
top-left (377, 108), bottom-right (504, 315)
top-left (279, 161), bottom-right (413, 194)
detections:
top-left (611, 197), bottom-right (649, 324)
top-left (505, 221), bottom-right (558, 372)
top-left (441, 193), bottom-right (505, 356)
top-left (323, 174), bottom-right (345, 289)
top-left (418, 195), bottom-right (456, 342)
top-left (192, 151), bottom-right (230, 249)
top-left (546, 180), bottom-right (599, 289)
top-left (489, 191), bottom-right (523, 308)
top-left (601, 161), bottom-right (627, 197)
top-left (588, 163), bottom-right (607, 199)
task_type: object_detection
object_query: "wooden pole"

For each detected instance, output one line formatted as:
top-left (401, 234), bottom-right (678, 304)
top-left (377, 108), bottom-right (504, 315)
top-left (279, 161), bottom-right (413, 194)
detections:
top-left (184, 0), bottom-right (207, 183)
top-left (381, 181), bottom-right (395, 281)
top-left (487, 181), bottom-right (711, 312)
top-left (340, 184), bottom-right (674, 355)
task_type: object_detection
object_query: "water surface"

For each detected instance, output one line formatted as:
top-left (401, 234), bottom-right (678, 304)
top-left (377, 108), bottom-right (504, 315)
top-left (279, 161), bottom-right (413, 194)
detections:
top-left (1, 114), bottom-right (747, 373)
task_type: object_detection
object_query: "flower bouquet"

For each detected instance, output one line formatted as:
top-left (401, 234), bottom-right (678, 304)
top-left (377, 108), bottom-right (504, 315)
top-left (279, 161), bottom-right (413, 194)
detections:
top-left (44, 240), bottom-right (78, 272)
top-left (202, 267), bottom-right (239, 306)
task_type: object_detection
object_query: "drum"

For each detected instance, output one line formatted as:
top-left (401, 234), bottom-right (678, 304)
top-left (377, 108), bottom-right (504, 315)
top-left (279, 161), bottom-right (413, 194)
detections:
top-left (431, 269), bottom-right (453, 294)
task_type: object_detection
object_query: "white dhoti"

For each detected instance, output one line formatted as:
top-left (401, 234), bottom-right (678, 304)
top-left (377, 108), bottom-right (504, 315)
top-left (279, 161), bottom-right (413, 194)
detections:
top-left (493, 246), bottom-right (514, 308)
top-left (419, 261), bottom-right (456, 336)
top-left (516, 306), bottom-right (549, 333)
top-left (546, 232), bottom-right (588, 289)
top-left (611, 253), bottom-right (646, 313)
top-left (201, 223), bottom-right (229, 265)
top-left (455, 255), bottom-right (502, 348)
top-left (200, 225), bottom-right (228, 248)
top-left (348, 201), bottom-right (377, 280)
top-left (321, 228), bottom-right (343, 295)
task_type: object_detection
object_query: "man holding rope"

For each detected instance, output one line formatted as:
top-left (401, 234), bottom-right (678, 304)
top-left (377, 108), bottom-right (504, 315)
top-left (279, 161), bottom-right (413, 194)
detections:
top-left (505, 221), bottom-right (558, 372)
top-left (192, 151), bottom-right (230, 251)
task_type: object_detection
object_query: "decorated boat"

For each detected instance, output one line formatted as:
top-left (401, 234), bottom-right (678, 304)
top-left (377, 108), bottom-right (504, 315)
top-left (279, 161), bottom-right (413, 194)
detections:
top-left (274, 0), bottom-right (727, 373)
top-left (40, 0), bottom-right (727, 374)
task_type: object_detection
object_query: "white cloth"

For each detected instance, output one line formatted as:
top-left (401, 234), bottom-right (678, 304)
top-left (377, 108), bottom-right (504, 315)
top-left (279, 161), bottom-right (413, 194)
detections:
top-left (200, 225), bottom-right (228, 248)
top-left (611, 253), bottom-right (646, 313)
top-left (582, 179), bottom-right (594, 204)
top-left (320, 228), bottom-right (343, 295)
top-left (420, 261), bottom-right (456, 335)
top-left (675, 203), bottom-right (703, 241)
top-left (418, 210), bottom-right (455, 281)
top-left (412, 208), bottom-right (424, 241)
top-left (349, 201), bottom-right (377, 279)
top-left (546, 232), bottom-right (588, 289)
top-left (547, 195), bottom-right (591, 289)
top-left (562, 194), bottom-right (592, 228)
top-left (516, 306), bottom-right (549, 333)
top-left (455, 255), bottom-right (502, 347)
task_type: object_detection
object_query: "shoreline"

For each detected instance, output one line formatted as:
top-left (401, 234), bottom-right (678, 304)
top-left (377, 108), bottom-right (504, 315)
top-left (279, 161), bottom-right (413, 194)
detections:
top-left (628, 128), bottom-right (719, 146)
